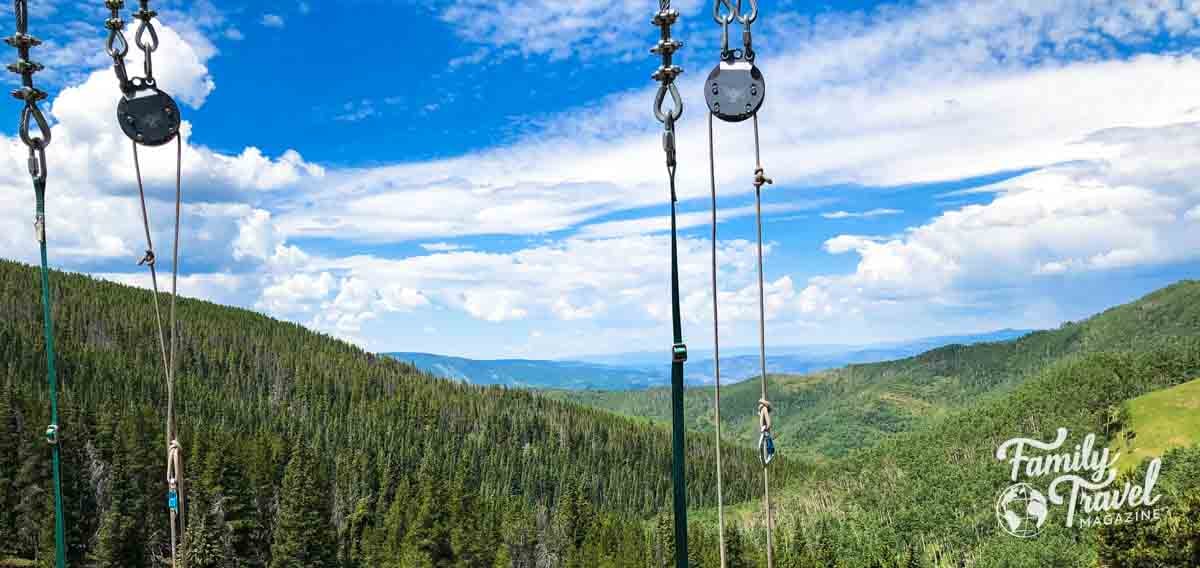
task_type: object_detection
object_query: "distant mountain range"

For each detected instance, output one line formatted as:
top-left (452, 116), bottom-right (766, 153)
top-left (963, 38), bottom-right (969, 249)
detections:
top-left (385, 329), bottom-right (1035, 390)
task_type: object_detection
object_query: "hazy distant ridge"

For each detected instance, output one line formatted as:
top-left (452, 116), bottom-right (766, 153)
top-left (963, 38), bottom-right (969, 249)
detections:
top-left (386, 329), bottom-right (1035, 390)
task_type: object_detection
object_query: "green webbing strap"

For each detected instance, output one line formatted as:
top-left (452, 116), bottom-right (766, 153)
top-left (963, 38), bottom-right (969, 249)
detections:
top-left (10, 0), bottom-right (67, 563)
top-left (651, 1), bottom-right (689, 561)
top-left (35, 183), bottom-right (68, 568)
top-left (668, 186), bottom-right (689, 568)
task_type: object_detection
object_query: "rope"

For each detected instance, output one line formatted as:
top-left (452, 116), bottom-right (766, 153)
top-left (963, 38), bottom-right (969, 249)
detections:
top-left (132, 136), bottom-right (185, 565)
top-left (751, 113), bottom-right (776, 568)
top-left (708, 112), bottom-right (728, 568)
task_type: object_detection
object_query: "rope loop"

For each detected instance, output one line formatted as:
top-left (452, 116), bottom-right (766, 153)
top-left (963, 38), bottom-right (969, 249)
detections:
top-left (735, 0), bottom-right (758, 24)
top-left (18, 98), bottom-right (51, 148)
top-left (106, 23), bottom-right (129, 57)
top-left (653, 81), bottom-right (683, 124)
top-left (713, 0), bottom-right (735, 24)
top-left (133, 6), bottom-right (159, 53)
top-left (166, 439), bottom-right (183, 515)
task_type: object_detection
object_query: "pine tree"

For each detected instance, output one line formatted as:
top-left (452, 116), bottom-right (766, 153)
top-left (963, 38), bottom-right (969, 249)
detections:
top-left (0, 379), bottom-right (17, 556)
top-left (93, 415), bottom-right (147, 568)
top-left (269, 445), bottom-right (336, 568)
top-left (401, 453), bottom-right (454, 566)
top-left (450, 457), bottom-right (490, 567)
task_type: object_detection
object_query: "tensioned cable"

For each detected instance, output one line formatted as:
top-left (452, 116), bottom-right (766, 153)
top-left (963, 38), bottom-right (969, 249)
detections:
top-left (708, 111), bottom-right (728, 568)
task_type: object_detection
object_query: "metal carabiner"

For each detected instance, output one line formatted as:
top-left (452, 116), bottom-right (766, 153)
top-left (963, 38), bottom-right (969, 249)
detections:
top-left (653, 82), bottom-right (683, 124)
top-left (28, 144), bottom-right (47, 187)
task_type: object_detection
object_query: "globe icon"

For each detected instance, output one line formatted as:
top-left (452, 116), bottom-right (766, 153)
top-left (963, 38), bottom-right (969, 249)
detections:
top-left (995, 483), bottom-right (1049, 538)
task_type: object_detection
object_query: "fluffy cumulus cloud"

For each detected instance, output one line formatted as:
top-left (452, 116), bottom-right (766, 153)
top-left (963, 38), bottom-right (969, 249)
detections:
top-left (0, 19), bottom-right (320, 298)
top-left (796, 122), bottom-right (1200, 330)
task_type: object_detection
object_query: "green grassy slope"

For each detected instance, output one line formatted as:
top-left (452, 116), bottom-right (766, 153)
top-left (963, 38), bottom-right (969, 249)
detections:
top-left (1110, 377), bottom-right (1200, 474)
top-left (550, 280), bottom-right (1200, 461)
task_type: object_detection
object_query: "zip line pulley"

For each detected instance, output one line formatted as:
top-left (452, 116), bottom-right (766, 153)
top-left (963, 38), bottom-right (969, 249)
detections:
top-left (707, 0), bottom-right (778, 567)
top-left (104, 1), bottom-right (187, 565)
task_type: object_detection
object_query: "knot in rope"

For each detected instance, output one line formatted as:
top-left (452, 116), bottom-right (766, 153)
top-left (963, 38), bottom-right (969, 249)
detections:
top-left (167, 439), bottom-right (182, 512)
top-left (138, 249), bottom-right (155, 266)
top-left (753, 167), bottom-right (772, 191)
top-left (757, 399), bottom-right (775, 466)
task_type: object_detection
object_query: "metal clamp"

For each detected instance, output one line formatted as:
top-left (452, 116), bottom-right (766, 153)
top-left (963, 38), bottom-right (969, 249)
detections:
top-left (45, 423), bottom-right (59, 445)
top-left (672, 342), bottom-right (688, 363)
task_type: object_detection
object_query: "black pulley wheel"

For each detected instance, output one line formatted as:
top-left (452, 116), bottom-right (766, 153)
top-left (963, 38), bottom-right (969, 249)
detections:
top-left (117, 88), bottom-right (181, 147)
top-left (704, 60), bottom-right (765, 123)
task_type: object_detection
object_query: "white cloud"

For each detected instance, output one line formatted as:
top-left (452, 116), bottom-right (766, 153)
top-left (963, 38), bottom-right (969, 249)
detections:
top-left (578, 202), bottom-right (828, 239)
top-left (420, 242), bottom-right (467, 252)
top-left (276, 0), bottom-right (1200, 247)
top-left (822, 209), bottom-right (903, 219)
top-left (261, 14), bottom-right (284, 28)
top-left (440, 0), bottom-right (705, 61)
top-left (224, 28), bottom-right (244, 41)
top-left (797, 122), bottom-right (1200, 323)
top-left (11, 0), bottom-right (1200, 356)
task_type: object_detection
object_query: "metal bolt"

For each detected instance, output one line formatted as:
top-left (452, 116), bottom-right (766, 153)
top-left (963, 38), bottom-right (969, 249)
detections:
top-left (751, 84), bottom-right (758, 97)
top-left (711, 82), bottom-right (719, 95)
top-left (124, 114), bottom-right (135, 123)
top-left (745, 103), bottom-right (752, 112)
top-left (713, 102), bottom-right (720, 112)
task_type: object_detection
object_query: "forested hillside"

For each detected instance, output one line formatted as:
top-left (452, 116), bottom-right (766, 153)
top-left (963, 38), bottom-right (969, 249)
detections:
top-left (765, 341), bottom-right (1200, 566)
top-left (553, 281), bottom-right (1200, 461)
top-left (0, 260), bottom-right (799, 567)
top-left (4, 258), bottom-right (1198, 567)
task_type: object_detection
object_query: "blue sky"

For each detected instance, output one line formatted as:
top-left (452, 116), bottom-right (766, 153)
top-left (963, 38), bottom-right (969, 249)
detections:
top-left (2, 0), bottom-right (1200, 359)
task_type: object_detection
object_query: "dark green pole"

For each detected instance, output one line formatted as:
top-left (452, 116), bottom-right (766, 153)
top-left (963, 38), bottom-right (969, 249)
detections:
top-left (35, 184), bottom-right (68, 568)
top-left (668, 194), bottom-right (689, 567)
